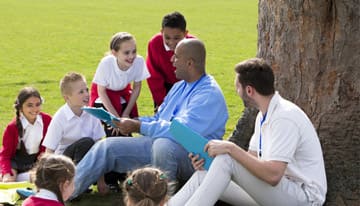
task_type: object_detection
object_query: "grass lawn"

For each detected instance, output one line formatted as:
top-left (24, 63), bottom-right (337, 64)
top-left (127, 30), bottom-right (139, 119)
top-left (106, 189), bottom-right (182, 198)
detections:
top-left (0, 0), bottom-right (258, 205)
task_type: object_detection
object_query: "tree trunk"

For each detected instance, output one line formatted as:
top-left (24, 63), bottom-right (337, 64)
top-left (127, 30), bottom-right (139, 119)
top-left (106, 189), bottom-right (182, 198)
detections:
top-left (228, 107), bottom-right (257, 150)
top-left (257, 0), bottom-right (360, 205)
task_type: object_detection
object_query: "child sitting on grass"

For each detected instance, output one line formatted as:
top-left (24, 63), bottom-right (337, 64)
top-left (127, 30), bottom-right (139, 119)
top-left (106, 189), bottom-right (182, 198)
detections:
top-left (42, 72), bottom-right (105, 164)
top-left (22, 154), bottom-right (75, 206)
top-left (0, 87), bottom-right (51, 182)
top-left (123, 167), bottom-right (168, 206)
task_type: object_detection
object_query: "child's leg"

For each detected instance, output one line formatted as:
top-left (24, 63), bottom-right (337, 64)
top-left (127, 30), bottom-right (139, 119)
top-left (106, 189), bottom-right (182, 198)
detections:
top-left (63, 137), bottom-right (95, 164)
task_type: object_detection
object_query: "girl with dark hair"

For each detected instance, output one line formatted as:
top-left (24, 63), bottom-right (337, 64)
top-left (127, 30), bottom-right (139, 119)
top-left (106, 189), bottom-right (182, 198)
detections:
top-left (0, 87), bottom-right (51, 182)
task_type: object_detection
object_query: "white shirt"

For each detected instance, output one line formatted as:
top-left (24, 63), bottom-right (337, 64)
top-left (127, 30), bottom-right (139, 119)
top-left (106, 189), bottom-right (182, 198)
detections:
top-left (249, 92), bottom-right (327, 203)
top-left (20, 114), bottom-right (43, 154)
top-left (93, 55), bottom-right (150, 91)
top-left (42, 103), bottom-right (105, 154)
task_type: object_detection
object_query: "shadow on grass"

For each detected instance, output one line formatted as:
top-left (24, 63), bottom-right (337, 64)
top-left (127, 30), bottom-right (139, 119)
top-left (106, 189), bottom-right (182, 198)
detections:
top-left (66, 192), bottom-right (124, 206)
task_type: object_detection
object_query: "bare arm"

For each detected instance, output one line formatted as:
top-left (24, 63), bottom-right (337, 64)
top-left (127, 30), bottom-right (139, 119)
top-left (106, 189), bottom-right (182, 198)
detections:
top-left (97, 84), bottom-right (120, 118)
top-left (205, 140), bottom-right (287, 186)
top-left (122, 81), bottom-right (141, 117)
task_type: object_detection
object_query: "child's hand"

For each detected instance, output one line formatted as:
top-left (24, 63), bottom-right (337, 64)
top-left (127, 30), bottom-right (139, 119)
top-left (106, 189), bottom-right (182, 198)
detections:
top-left (2, 173), bottom-right (16, 182)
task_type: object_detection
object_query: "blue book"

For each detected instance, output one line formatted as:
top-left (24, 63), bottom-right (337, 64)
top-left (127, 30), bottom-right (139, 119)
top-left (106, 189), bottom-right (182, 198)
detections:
top-left (81, 107), bottom-right (119, 127)
top-left (170, 119), bottom-right (213, 170)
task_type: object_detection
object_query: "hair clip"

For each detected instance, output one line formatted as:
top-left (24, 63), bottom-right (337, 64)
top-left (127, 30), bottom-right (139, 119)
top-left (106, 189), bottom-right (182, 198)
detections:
top-left (159, 173), bottom-right (167, 180)
top-left (127, 178), bottom-right (133, 186)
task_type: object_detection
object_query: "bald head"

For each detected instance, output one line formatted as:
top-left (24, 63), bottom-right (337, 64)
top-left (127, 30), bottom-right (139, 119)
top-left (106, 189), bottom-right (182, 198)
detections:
top-left (177, 39), bottom-right (206, 73)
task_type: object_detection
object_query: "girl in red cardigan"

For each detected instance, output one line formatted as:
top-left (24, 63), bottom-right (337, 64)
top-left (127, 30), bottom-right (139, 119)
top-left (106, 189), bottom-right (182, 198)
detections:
top-left (22, 154), bottom-right (75, 206)
top-left (0, 87), bottom-right (51, 182)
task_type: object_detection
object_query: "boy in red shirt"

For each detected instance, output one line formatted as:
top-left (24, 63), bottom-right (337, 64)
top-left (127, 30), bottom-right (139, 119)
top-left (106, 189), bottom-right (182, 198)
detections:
top-left (146, 11), bottom-right (195, 112)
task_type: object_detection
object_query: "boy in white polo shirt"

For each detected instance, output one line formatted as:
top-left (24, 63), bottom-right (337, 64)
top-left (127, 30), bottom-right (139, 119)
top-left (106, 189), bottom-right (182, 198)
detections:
top-left (42, 72), bottom-right (105, 164)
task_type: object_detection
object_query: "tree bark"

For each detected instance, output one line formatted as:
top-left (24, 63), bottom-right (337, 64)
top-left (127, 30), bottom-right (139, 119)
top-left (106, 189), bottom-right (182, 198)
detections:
top-left (228, 107), bottom-right (257, 150)
top-left (256, 0), bottom-right (360, 205)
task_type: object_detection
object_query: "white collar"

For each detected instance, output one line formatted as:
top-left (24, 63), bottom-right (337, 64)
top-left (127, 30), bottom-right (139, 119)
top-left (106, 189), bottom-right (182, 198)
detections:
top-left (35, 188), bottom-right (59, 201)
top-left (64, 103), bottom-right (79, 120)
top-left (163, 37), bottom-right (187, 51)
top-left (20, 114), bottom-right (42, 129)
top-left (163, 39), bottom-right (171, 51)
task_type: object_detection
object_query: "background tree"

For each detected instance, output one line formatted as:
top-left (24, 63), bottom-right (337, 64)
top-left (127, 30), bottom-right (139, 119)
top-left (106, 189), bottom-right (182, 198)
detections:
top-left (231, 1), bottom-right (359, 205)
top-left (258, 0), bottom-right (359, 205)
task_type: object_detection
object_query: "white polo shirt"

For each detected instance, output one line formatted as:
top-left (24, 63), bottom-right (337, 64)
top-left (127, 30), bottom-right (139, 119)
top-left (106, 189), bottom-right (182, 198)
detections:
top-left (249, 92), bottom-right (327, 204)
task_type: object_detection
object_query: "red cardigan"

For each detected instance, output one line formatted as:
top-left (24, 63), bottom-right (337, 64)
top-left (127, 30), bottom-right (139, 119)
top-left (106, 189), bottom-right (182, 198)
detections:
top-left (22, 196), bottom-right (64, 206)
top-left (146, 33), bottom-right (195, 107)
top-left (0, 112), bottom-right (51, 176)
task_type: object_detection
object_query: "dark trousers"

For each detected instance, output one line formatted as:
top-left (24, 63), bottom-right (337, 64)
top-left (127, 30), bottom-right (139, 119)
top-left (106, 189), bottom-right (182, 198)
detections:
top-left (63, 137), bottom-right (95, 164)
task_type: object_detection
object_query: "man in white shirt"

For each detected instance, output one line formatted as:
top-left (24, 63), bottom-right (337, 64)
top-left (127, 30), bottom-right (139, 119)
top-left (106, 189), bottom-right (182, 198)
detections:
top-left (169, 58), bottom-right (327, 206)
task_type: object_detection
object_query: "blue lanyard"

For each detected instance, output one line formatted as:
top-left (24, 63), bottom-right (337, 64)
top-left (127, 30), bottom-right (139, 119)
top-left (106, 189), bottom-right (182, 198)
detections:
top-left (172, 74), bottom-right (206, 117)
top-left (259, 112), bottom-right (267, 158)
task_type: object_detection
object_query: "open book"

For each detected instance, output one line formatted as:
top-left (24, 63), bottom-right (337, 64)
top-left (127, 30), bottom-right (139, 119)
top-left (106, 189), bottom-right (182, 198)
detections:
top-left (170, 119), bottom-right (213, 170)
top-left (81, 107), bottom-right (120, 127)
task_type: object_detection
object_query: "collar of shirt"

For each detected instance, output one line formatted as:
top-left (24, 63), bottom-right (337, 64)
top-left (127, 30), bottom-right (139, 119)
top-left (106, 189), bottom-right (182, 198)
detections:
top-left (20, 113), bottom-right (43, 129)
top-left (64, 103), bottom-right (83, 121)
top-left (261, 91), bottom-right (280, 125)
top-left (35, 188), bottom-right (59, 201)
top-left (163, 37), bottom-right (187, 51)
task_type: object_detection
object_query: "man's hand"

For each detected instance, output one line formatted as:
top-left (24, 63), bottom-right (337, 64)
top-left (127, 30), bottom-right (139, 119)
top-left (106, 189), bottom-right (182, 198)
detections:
top-left (112, 118), bottom-right (141, 135)
top-left (189, 153), bottom-right (205, 171)
top-left (205, 140), bottom-right (235, 157)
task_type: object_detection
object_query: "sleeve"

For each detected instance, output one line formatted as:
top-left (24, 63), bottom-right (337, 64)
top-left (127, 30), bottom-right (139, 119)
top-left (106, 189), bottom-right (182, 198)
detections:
top-left (134, 57), bottom-right (150, 82)
top-left (41, 115), bottom-right (63, 151)
top-left (91, 118), bottom-right (106, 140)
top-left (0, 123), bottom-right (18, 175)
top-left (141, 85), bottom-right (227, 140)
top-left (93, 57), bottom-right (109, 87)
top-left (266, 118), bottom-right (300, 163)
top-left (146, 40), bottom-right (167, 106)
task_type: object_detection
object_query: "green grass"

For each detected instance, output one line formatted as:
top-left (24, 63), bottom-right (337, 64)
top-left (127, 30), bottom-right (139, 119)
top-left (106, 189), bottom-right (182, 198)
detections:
top-left (0, 0), bottom-right (257, 205)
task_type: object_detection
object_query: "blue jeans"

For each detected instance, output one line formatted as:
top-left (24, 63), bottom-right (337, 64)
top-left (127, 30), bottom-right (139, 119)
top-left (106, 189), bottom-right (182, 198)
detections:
top-left (71, 136), bottom-right (194, 198)
top-left (152, 138), bottom-right (194, 181)
top-left (71, 137), bottom-right (153, 198)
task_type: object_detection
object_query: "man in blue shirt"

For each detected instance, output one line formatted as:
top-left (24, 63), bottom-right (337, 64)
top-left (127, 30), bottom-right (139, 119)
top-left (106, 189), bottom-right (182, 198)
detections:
top-left (70, 39), bottom-right (228, 198)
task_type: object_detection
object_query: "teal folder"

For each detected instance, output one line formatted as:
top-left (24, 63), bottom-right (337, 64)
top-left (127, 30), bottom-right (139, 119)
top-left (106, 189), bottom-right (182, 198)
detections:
top-left (81, 107), bottom-right (119, 127)
top-left (170, 120), bottom-right (213, 170)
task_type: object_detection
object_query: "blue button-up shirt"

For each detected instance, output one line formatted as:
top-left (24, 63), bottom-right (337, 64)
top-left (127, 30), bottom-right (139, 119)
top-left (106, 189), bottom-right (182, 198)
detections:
top-left (140, 74), bottom-right (228, 141)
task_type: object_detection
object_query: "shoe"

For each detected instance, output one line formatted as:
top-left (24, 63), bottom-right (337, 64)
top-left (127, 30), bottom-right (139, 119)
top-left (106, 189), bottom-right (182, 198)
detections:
top-left (16, 188), bottom-right (35, 199)
top-left (108, 183), bottom-right (120, 193)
